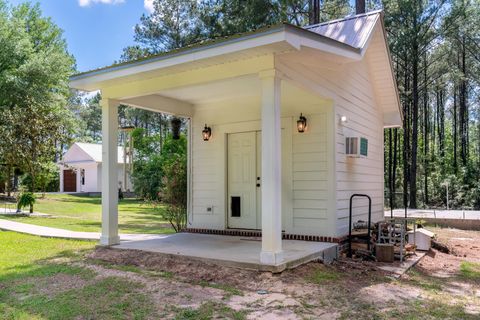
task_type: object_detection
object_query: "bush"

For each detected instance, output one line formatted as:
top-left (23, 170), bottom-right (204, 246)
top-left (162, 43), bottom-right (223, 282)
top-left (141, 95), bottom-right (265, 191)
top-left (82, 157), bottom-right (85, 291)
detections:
top-left (156, 135), bottom-right (187, 232)
top-left (17, 192), bottom-right (36, 213)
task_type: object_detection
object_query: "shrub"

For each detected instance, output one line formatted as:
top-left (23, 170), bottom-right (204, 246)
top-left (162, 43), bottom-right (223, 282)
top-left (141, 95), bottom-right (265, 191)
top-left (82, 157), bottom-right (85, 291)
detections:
top-left (155, 135), bottom-right (187, 232)
top-left (17, 192), bottom-right (36, 213)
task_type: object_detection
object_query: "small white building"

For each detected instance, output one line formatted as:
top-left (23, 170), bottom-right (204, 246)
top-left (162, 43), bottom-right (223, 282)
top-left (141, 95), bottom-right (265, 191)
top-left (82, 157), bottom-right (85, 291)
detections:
top-left (70, 11), bottom-right (402, 266)
top-left (58, 142), bottom-right (132, 193)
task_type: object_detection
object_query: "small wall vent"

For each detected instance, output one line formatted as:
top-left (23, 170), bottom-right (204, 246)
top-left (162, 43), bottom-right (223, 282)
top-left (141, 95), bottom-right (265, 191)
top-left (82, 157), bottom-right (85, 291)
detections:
top-left (346, 137), bottom-right (368, 157)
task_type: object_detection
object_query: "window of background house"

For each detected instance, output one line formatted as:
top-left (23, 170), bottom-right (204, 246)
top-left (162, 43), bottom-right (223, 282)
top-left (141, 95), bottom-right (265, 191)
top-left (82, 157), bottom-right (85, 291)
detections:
top-left (80, 169), bottom-right (85, 185)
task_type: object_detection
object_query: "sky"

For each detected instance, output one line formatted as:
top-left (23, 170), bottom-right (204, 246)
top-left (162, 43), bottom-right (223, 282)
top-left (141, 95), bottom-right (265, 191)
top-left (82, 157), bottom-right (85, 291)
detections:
top-left (9, 0), bottom-right (155, 72)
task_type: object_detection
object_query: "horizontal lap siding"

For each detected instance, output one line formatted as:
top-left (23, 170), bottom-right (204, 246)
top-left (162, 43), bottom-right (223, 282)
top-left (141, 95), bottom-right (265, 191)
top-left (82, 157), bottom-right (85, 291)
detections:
top-left (292, 112), bottom-right (335, 235)
top-left (277, 52), bottom-right (385, 238)
top-left (190, 95), bottom-right (263, 229)
top-left (334, 62), bottom-right (384, 236)
top-left (191, 136), bottom-right (225, 222)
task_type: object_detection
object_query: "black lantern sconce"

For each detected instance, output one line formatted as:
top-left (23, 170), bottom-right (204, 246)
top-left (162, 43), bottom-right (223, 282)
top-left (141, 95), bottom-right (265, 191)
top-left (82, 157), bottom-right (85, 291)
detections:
top-left (297, 113), bottom-right (307, 133)
top-left (202, 124), bottom-right (212, 141)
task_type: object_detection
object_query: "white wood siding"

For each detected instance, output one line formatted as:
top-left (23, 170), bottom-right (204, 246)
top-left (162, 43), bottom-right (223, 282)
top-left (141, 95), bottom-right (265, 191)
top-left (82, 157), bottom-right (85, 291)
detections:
top-left (291, 111), bottom-right (336, 236)
top-left (277, 44), bottom-right (385, 238)
top-left (189, 83), bottom-right (336, 236)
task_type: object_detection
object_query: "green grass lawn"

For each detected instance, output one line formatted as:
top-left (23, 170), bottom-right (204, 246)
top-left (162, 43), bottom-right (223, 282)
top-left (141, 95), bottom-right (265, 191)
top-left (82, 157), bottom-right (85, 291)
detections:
top-left (0, 231), bottom-right (158, 320)
top-left (1, 194), bottom-right (174, 234)
top-left (1, 229), bottom-right (478, 319)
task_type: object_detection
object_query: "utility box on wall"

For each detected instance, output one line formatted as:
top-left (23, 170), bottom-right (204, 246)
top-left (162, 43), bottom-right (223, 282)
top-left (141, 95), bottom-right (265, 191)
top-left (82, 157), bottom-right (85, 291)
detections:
top-left (346, 137), bottom-right (368, 157)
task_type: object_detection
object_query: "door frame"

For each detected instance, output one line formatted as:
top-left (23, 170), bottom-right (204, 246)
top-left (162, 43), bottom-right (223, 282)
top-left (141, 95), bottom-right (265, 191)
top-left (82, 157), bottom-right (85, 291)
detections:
top-left (223, 118), bottom-right (293, 231)
top-left (226, 131), bottom-right (259, 229)
top-left (63, 169), bottom-right (77, 192)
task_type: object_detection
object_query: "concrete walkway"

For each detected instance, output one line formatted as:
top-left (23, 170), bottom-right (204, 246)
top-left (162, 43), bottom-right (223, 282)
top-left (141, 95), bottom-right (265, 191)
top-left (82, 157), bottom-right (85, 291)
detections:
top-left (385, 208), bottom-right (480, 220)
top-left (0, 219), bottom-right (168, 241)
top-left (384, 209), bottom-right (480, 230)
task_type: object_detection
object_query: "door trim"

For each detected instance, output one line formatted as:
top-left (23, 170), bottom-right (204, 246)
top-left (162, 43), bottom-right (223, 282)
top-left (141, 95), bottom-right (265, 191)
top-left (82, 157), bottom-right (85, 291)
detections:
top-left (224, 118), bottom-right (293, 231)
top-left (227, 131), bottom-right (259, 229)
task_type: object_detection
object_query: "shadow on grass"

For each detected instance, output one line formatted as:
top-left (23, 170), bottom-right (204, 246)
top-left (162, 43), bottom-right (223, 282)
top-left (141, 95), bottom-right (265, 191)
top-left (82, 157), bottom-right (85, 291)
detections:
top-left (0, 269), bottom-right (156, 319)
top-left (0, 245), bottom-right (158, 319)
top-left (0, 248), bottom-right (94, 283)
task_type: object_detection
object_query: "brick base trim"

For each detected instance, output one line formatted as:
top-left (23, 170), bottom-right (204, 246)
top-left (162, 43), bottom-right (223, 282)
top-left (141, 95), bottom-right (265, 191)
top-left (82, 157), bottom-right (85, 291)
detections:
top-left (184, 228), bottom-right (347, 244)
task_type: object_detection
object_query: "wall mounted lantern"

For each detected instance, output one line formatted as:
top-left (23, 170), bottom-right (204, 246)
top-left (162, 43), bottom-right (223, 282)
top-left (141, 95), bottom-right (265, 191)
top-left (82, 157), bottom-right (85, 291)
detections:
top-left (297, 113), bottom-right (307, 133)
top-left (202, 124), bottom-right (212, 141)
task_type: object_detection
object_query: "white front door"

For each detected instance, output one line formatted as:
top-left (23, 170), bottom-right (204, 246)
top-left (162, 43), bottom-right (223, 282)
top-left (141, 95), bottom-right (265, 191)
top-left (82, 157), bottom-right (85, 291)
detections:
top-left (227, 131), bottom-right (260, 229)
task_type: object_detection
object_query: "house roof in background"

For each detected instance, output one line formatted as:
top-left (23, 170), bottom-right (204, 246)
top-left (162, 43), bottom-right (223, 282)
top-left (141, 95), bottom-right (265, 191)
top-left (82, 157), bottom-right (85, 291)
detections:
top-left (305, 10), bottom-right (382, 50)
top-left (66, 143), bottom-right (127, 164)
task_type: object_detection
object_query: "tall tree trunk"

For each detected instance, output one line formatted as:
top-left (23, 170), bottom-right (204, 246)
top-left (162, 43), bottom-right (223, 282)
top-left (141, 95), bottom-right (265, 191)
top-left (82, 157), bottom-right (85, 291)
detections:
top-left (453, 84), bottom-right (458, 173)
top-left (309, 0), bottom-right (320, 24)
top-left (459, 36), bottom-right (468, 166)
top-left (356, 0), bottom-right (366, 14)
top-left (410, 41), bottom-right (419, 209)
top-left (423, 51), bottom-right (429, 207)
top-left (392, 128), bottom-right (398, 208)
top-left (403, 60), bottom-right (411, 210)
top-left (388, 128), bottom-right (393, 209)
top-left (439, 88), bottom-right (445, 159)
top-left (6, 165), bottom-right (12, 197)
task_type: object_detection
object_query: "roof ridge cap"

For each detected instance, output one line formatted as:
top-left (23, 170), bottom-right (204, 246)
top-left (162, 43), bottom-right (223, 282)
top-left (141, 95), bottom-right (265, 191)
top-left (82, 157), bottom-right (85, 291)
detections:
top-left (305, 9), bottom-right (383, 29)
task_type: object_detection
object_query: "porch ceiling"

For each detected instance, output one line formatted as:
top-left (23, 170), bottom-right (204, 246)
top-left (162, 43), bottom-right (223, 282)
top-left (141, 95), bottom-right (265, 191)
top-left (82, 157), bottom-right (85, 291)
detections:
top-left (118, 75), bottom-right (332, 117)
top-left (158, 74), bottom-right (261, 105)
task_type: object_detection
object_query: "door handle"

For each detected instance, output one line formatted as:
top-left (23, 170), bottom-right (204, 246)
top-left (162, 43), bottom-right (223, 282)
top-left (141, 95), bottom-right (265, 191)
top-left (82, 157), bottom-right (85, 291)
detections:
top-left (256, 183), bottom-right (261, 187)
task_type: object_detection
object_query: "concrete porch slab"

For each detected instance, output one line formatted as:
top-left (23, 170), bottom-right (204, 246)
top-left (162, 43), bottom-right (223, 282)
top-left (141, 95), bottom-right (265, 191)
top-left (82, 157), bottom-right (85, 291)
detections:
top-left (114, 233), bottom-right (338, 272)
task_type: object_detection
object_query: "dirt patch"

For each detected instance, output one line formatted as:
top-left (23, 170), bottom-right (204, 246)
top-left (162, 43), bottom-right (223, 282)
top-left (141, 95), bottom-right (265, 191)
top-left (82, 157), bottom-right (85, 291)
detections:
top-left (359, 282), bottom-right (423, 305)
top-left (435, 228), bottom-right (480, 260)
top-left (415, 227), bottom-right (480, 278)
top-left (11, 273), bottom-right (89, 300)
top-left (84, 263), bottom-right (227, 311)
top-left (88, 247), bottom-right (270, 291)
top-left (84, 228), bottom-right (480, 319)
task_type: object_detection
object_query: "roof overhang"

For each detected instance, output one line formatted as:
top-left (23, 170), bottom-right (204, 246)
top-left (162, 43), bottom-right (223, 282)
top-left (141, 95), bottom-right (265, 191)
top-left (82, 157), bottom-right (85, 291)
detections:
top-left (70, 24), bottom-right (361, 92)
top-left (58, 160), bottom-right (97, 166)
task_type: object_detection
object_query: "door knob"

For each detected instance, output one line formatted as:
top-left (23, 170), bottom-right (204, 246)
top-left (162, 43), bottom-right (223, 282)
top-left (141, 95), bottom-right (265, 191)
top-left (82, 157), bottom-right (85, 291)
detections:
top-left (256, 183), bottom-right (261, 187)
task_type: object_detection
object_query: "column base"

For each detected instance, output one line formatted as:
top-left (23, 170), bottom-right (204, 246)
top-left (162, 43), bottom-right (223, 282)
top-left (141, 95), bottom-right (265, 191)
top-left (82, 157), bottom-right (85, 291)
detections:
top-left (260, 250), bottom-right (284, 265)
top-left (99, 235), bottom-right (120, 246)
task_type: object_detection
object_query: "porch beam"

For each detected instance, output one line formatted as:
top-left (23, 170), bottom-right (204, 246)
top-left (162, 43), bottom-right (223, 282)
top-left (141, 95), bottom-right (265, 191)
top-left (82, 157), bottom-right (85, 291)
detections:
top-left (120, 94), bottom-right (194, 118)
top-left (101, 55), bottom-right (274, 100)
top-left (99, 98), bottom-right (120, 246)
top-left (259, 69), bottom-right (283, 265)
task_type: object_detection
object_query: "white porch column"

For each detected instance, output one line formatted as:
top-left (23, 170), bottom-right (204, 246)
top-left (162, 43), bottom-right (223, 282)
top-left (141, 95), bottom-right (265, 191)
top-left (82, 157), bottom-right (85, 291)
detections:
top-left (259, 69), bottom-right (283, 265)
top-left (100, 98), bottom-right (120, 246)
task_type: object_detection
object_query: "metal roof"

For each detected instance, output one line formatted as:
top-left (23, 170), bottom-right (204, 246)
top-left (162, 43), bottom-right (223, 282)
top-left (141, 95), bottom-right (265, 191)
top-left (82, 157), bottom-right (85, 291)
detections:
top-left (305, 10), bottom-right (382, 50)
top-left (67, 143), bottom-right (127, 164)
top-left (70, 23), bottom-right (360, 83)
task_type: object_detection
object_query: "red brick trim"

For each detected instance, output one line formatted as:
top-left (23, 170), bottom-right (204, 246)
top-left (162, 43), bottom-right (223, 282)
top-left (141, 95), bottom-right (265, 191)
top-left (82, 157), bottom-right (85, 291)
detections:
top-left (184, 228), bottom-right (346, 244)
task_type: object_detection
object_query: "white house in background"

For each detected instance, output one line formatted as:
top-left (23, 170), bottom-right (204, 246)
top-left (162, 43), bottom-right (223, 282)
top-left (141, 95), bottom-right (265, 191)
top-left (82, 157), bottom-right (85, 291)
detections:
top-left (70, 11), bottom-right (402, 266)
top-left (58, 142), bottom-right (132, 193)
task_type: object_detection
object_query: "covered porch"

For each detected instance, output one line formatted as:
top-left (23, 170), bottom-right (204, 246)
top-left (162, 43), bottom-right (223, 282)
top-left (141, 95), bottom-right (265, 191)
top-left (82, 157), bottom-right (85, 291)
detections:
top-left (95, 64), bottom-right (334, 267)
